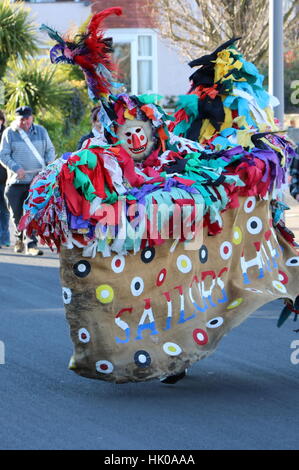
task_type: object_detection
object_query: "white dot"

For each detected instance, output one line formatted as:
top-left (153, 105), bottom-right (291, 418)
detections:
top-left (78, 264), bottom-right (86, 273)
top-left (138, 354), bottom-right (147, 363)
top-left (101, 290), bottom-right (110, 299)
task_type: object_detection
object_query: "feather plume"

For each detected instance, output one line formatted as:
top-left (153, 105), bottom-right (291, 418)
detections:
top-left (40, 7), bottom-right (123, 100)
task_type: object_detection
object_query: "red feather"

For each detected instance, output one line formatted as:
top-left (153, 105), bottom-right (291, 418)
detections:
top-left (87, 7), bottom-right (122, 35)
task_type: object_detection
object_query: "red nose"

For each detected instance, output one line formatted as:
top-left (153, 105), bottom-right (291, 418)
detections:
top-left (132, 133), bottom-right (141, 149)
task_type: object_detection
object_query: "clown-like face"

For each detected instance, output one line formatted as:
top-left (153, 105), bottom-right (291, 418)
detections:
top-left (116, 119), bottom-right (154, 161)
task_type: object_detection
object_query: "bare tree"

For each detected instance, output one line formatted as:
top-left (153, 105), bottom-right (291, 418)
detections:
top-left (150, 0), bottom-right (299, 66)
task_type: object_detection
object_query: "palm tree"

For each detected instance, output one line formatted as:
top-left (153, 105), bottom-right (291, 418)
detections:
top-left (0, 0), bottom-right (39, 79)
top-left (4, 59), bottom-right (73, 116)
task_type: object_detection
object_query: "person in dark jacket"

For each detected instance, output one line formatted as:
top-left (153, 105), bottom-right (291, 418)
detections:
top-left (77, 106), bottom-right (105, 150)
top-left (290, 153), bottom-right (299, 202)
top-left (0, 110), bottom-right (10, 248)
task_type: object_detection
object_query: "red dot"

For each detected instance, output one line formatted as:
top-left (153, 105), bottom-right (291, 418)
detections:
top-left (140, 135), bottom-right (145, 141)
top-left (247, 200), bottom-right (253, 208)
top-left (81, 333), bottom-right (87, 339)
top-left (223, 246), bottom-right (229, 254)
top-left (100, 364), bottom-right (108, 370)
top-left (115, 259), bottom-right (121, 268)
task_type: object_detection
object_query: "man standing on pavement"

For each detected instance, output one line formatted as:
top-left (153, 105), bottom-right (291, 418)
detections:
top-left (0, 106), bottom-right (55, 255)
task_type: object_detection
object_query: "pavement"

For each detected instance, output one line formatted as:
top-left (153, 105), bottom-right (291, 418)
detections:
top-left (0, 193), bottom-right (298, 451)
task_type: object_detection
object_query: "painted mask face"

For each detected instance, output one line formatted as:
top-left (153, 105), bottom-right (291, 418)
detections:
top-left (116, 119), bottom-right (154, 161)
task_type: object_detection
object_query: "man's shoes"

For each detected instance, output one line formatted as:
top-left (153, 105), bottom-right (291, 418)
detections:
top-left (14, 240), bottom-right (25, 253)
top-left (27, 246), bottom-right (43, 256)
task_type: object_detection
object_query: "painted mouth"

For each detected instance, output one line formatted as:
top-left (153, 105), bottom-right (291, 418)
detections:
top-left (129, 145), bottom-right (147, 154)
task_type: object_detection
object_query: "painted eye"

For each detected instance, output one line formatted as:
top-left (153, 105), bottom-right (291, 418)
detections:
top-left (156, 268), bottom-right (167, 287)
top-left (141, 247), bottom-right (155, 263)
top-left (192, 328), bottom-right (209, 345)
top-left (73, 260), bottom-right (91, 278)
top-left (136, 128), bottom-right (141, 133)
top-left (206, 317), bottom-right (224, 329)
top-left (286, 256), bottom-right (299, 267)
top-left (131, 277), bottom-right (144, 296)
top-left (246, 216), bottom-right (263, 235)
top-left (199, 245), bottom-right (208, 263)
top-left (62, 287), bottom-right (72, 304)
top-left (111, 255), bottom-right (125, 273)
top-left (245, 287), bottom-right (263, 293)
top-left (95, 284), bottom-right (114, 304)
top-left (272, 280), bottom-right (287, 294)
top-left (220, 241), bottom-right (232, 260)
top-left (232, 226), bottom-right (243, 245)
top-left (278, 270), bottom-right (289, 284)
top-left (125, 131), bottom-right (131, 137)
top-left (163, 342), bottom-right (182, 356)
top-left (227, 298), bottom-right (244, 309)
top-left (134, 350), bottom-right (151, 367)
top-left (244, 197), bottom-right (256, 213)
top-left (95, 360), bottom-right (114, 374)
top-left (78, 328), bottom-right (90, 343)
top-left (176, 254), bottom-right (192, 273)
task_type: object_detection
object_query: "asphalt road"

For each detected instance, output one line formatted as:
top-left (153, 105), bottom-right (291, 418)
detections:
top-left (0, 245), bottom-right (298, 451)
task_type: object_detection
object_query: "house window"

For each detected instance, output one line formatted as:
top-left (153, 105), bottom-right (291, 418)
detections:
top-left (111, 30), bottom-right (157, 96)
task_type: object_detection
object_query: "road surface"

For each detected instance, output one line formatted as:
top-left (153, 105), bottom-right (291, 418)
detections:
top-left (0, 241), bottom-right (298, 451)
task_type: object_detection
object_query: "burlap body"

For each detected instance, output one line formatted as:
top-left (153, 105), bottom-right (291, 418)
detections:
top-left (59, 197), bottom-right (299, 383)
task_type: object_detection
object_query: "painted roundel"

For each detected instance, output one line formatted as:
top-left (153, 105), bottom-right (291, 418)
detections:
top-left (62, 287), bottom-right (72, 305)
top-left (232, 226), bottom-right (242, 245)
top-left (278, 270), bottom-right (289, 285)
top-left (111, 255), bottom-right (125, 273)
top-left (156, 268), bottom-right (167, 287)
top-left (134, 350), bottom-right (151, 368)
top-left (95, 360), bottom-right (114, 374)
top-left (193, 328), bottom-right (209, 345)
top-left (95, 284), bottom-right (114, 304)
top-left (141, 247), bottom-right (155, 263)
top-left (73, 260), bottom-right (91, 278)
top-left (220, 241), bottom-right (232, 260)
top-left (206, 317), bottom-right (224, 329)
top-left (244, 196), bottom-right (256, 213)
top-left (272, 280), bottom-right (287, 294)
top-left (177, 254), bottom-right (192, 273)
top-left (199, 245), bottom-right (208, 263)
top-left (227, 298), bottom-right (244, 309)
top-left (131, 277), bottom-right (144, 296)
top-left (246, 216), bottom-right (263, 235)
top-left (286, 256), bottom-right (299, 267)
top-left (245, 287), bottom-right (263, 294)
top-left (163, 342), bottom-right (182, 356)
top-left (78, 328), bottom-right (90, 343)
